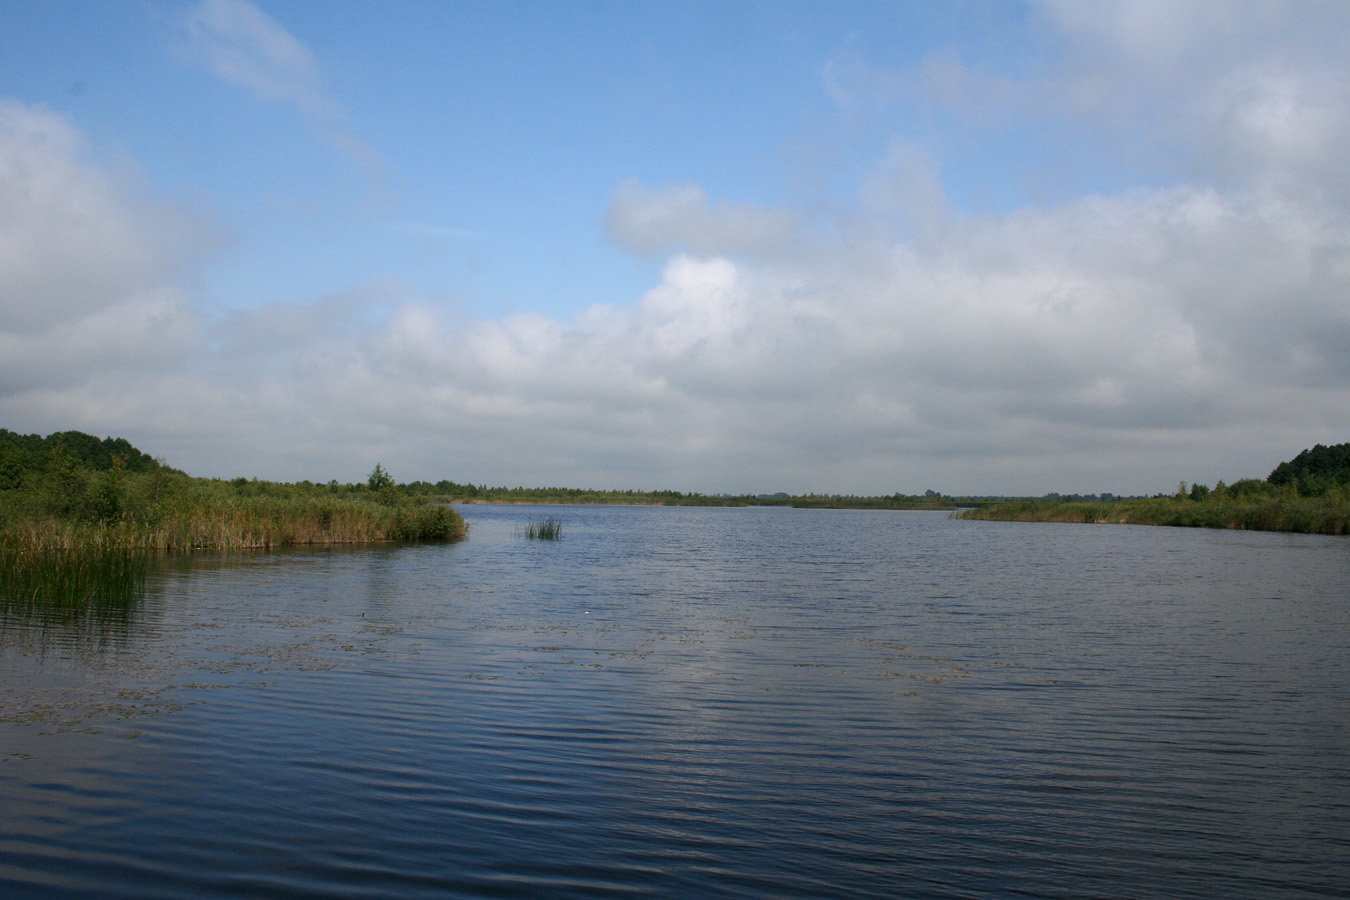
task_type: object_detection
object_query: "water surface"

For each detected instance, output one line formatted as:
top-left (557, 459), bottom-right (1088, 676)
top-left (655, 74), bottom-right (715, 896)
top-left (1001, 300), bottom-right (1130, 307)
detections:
top-left (2, 506), bottom-right (1348, 898)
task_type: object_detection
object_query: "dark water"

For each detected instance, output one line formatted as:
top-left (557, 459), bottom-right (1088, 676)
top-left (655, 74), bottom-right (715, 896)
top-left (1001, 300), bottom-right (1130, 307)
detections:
top-left (2, 506), bottom-right (1348, 899)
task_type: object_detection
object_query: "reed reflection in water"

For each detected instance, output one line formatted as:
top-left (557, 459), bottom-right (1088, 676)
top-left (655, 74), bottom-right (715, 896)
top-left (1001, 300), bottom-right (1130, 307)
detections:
top-left (0, 548), bottom-right (150, 646)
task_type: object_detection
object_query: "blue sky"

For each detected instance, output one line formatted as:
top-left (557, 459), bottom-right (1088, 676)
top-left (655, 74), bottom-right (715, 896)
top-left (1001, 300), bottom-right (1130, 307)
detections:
top-left (8, 2), bottom-right (1054, 318)
top-left (3, 1), bottom-right (1349, 494)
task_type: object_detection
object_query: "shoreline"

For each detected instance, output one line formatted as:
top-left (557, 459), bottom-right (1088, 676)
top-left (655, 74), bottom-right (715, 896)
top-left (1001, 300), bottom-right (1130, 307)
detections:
top-left (960, 496), bottom-right (1349, 536)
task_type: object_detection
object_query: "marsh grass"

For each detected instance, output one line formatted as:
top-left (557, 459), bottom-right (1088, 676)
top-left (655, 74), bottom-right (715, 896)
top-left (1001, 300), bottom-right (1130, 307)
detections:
top-left (518, 516), bottom-right (564, 540)
top-left (961, 494), bottom-right (1350, 535)
top-left (0, 468), bottom-right (467, 554)
top-left (0, 468), bottom-right (469, 641)
top-left (0, 546), bottom-right (150, 642)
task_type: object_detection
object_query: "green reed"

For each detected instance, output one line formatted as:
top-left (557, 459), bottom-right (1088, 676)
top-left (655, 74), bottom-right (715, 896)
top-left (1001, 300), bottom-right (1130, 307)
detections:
top-left (0, 472), bottom-right (467, 553)
top-left (0, 546), bottom-right (150, 639)
top-left (519, 516), bottom-right (564, 540)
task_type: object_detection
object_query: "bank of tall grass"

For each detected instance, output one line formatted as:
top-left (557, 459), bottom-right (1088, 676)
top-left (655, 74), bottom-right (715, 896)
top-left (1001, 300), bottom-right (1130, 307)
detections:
top-left (961, 486), bottom-right (1350, 535)
top-left (0, 466), bottom-right (466, 555)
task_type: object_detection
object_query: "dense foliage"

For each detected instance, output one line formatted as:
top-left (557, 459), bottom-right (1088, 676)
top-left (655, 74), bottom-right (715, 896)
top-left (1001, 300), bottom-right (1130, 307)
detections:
top-left (1267, 442), bottom-right (1350, 492)
top-left (0, 428), bottom-right (170, 491)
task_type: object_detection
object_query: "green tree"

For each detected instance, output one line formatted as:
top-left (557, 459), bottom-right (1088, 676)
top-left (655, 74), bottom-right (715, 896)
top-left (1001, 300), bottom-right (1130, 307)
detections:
top-left (1269, 442), bottom-right (1350, 487)
top-left (368, 463), bottom-right (394, 492)
top-left (90, 455), bottom-right (127, 524)
top-left (0, 443), bottom-right (26, 490)
top-left (41, 439), bottom-right (89, 517)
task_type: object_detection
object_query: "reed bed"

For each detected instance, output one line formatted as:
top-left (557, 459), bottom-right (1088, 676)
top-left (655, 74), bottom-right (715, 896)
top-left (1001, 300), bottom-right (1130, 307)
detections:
top-left (0, 503), bottom-right (464, 553)
top-left (0, 545), bottom-right (149, 635)
top-left (0, 474), bottom-right (467, 555)
top-left (1, 484), bottom-right (467, 638)
top-left (518, 516), bottom-right (564, 540)
top-left (961, 495), bottom-right (1350, 535)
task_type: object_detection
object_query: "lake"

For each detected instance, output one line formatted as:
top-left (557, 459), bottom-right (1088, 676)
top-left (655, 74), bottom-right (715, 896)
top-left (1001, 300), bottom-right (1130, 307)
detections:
top-left (2, 505), bottom-right (1348, 899)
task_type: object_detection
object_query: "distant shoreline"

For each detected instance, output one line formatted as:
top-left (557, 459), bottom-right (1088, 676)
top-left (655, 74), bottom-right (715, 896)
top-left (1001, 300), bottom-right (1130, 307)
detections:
top-left (6, 429), bottom-right (1349, 541)
top-left (960, 495), bottom-right (1349, 536)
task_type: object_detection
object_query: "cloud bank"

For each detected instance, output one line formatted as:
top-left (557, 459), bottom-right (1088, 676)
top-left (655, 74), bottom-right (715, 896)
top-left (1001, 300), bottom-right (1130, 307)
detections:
top-left (3, 2), bottom-right (1349, 494)
top-left (0, 102), bottom-right (203, 397)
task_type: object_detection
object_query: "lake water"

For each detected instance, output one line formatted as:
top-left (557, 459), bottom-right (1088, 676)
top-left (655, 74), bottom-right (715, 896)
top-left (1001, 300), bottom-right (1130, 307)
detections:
top-left (2, 505), bottom-right (1348, 899)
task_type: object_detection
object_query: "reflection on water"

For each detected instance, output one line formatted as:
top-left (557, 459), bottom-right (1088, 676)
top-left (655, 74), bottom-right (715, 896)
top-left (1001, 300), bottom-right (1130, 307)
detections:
top-left (1, 507), bottom-right (1349, 900)
top-left (0, 549), bottom-right (150, 647)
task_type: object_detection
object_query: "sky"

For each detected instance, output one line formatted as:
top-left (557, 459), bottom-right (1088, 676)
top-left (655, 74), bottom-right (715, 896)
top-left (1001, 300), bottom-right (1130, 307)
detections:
top-left (2, 0), bottom-right (1349, 496)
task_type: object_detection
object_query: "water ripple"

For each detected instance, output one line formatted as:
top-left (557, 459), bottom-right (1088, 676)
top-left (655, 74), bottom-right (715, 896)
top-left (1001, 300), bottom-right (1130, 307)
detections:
top-left (2, 508), bottom-right (1348, 898)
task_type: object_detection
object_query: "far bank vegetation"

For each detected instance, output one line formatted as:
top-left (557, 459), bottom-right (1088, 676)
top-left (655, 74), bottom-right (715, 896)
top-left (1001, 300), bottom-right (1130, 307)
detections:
top-left (961, 443), bottom-right (1350, 535)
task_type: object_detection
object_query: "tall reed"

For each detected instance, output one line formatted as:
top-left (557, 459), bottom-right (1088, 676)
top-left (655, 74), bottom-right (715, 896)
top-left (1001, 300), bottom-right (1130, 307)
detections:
top-left (518, 516), bottom-right (564, 540)
top-left (0, 545), bottom-right (149, 642)
top-left (0, 474), bottom-right (467, 554)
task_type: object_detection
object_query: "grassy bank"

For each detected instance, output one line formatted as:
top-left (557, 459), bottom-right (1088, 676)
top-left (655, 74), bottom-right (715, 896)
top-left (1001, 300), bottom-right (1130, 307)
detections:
top-left (961, 488), bottom-right (1350, 535)
top-left (0, 464), bottom-right (466, 554)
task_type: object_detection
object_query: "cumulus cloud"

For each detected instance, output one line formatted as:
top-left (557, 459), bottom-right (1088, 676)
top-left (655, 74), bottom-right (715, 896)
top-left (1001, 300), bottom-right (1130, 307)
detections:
top-left (7, 187), bottom-right (1348, 492)
top-left (0, 102), bottom-right (202, 397)
top-left (162, 176), bottom-right (1343, 492)
top-left (1036, 0), bottom-right (1350, 195)
top-left (6, 96), bottom-right (1346, 492)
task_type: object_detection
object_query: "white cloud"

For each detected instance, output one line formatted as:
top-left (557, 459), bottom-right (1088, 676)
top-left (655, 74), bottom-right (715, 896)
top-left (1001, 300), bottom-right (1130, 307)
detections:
top-left (137, 173), bottom-right (1338, 493)
top-left (605, 179), bottom-right (801, 258)
top-left (5, 161), bottom-right (1346, 492)
top-left (826, 1), bottom-right (1350, 203)
top-left (1038, 0), bottom-right (1350, 190)
top-left (6, 3), bottom-right (1350, 495)
top-left (860, 143), bottom-right (952, 244)
top-left (822, 49), bottom-right (909, 112)
top-left (8, 103), bottom-right (1343, 492)
top-left (0, 102), bottom-right (203, 398)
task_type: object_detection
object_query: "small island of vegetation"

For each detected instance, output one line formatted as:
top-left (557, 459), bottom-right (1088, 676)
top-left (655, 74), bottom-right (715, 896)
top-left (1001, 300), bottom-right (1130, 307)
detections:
top-left (960, 443), bottom-right (1350, 535)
